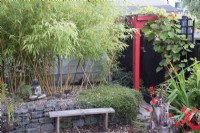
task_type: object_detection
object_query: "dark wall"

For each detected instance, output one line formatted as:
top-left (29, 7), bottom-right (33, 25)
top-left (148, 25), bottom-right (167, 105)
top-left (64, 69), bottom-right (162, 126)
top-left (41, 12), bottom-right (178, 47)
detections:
top-left (140, 34), bottom-right (165, 87)
top-left (118, 37), bottom-right (132, 72)
top-left (118, 33), bottom-right (165, 88)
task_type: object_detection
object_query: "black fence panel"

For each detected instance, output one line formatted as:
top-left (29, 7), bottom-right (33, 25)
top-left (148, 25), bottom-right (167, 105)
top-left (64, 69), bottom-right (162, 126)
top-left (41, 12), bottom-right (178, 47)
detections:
top-left (140, 33), bottom-right (165, 88)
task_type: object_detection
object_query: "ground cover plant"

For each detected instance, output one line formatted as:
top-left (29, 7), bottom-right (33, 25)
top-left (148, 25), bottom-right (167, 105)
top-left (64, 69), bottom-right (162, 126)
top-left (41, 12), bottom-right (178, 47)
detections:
top-left (77, 84), bottom-right (142, 124)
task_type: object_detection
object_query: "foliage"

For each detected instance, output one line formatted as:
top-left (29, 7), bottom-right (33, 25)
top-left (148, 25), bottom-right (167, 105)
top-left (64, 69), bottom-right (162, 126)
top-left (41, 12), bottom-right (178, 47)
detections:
top-left (182, 0), bottom-right (200, 19)
top-left (16, 83), bottom-right (32, 100)
top-left (0, 0), bottom-right (131, 59)
top-left (186, 60), bottom-right (200, 108)
top-left (112, 67), bottom-right (133, 87)
top-left (159, 62), bottom-right (200, 118)
top-left (140, 6), bottom-right (194, 72)
top-left (173, 107), bottom-right (200, 132)
top-left (0, 82), bottom-right (8, 96)
top-left (134, 5), bottom-right (166, 16)
top-left (76, 84), bottom-right (142, 123)
top-left (0, 1), bottom-right (132, 94)
top-left (157, 62), bottom-right (200, 132)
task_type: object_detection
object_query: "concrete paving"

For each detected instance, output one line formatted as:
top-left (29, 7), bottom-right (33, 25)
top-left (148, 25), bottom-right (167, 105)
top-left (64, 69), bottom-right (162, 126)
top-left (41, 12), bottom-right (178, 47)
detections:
top-left (137, 100), bottom-right (151, 121)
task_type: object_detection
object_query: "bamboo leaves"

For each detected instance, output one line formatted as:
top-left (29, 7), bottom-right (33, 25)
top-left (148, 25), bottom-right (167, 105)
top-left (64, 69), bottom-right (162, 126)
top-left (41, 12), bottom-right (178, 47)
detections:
top-left (0, 0), bottom-right (131, 94)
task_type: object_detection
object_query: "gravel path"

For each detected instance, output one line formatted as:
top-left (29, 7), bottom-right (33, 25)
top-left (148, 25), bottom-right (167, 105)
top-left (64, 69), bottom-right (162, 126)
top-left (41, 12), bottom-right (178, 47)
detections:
top-left (61, 124), bottom-right (145, 133)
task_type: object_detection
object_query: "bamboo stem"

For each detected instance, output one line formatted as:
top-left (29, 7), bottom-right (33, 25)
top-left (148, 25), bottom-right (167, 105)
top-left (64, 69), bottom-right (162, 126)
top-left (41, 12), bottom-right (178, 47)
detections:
top-left (64, 58), bottom-right (71, 91)
top-left (43, 55), bottom-right (51, 95)
top-left (71, 59), bottom-right (81, 92)
top-left (80, 63), bottom-right (93, 89)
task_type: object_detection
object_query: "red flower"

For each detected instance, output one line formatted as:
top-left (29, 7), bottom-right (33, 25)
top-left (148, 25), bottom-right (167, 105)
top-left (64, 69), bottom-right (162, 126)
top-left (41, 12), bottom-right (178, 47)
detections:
top-left (180, 119), bottom-right (187, 125)
top-left (184, 111), bottom-right (192, 120)
top-left (188, 122), bottom-right (200, 130)
top-left (184, 131), bottom-right (188, 133)
top-left (174, 121), bottom-right (180, 127)
top-left (149, 91), bottom-right (154, 96)
top-left (145, 107), bottom-right (150, 112)
top-left (198, 120), bottom-right (200, 125)
top-left (149, 86), bottom-right (154, 91)
top-left (150, 98), bottom-right (157, 105)
top-left (181, 106), bottom-right (186, 112)
top-left (168, 113), bottom-right (173, 118)
top-left (173, 68), bottom-right (177, 73)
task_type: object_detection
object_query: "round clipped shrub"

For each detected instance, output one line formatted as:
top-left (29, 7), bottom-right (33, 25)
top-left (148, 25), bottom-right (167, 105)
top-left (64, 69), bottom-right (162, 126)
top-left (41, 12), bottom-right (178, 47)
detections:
top-left (76, 84), bottom-right (142, 123)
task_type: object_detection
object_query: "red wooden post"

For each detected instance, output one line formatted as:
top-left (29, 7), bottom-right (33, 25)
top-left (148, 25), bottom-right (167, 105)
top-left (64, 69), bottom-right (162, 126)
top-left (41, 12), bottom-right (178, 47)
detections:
top-left (128, 15), bottom-right (158, 91)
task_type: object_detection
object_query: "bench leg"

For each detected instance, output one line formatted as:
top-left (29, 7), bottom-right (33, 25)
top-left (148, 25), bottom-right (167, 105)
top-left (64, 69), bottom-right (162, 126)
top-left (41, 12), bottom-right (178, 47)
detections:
top-left (103, 113), bottom-right (108, 130)
top-left (56, 117), bottom-right (60, 133)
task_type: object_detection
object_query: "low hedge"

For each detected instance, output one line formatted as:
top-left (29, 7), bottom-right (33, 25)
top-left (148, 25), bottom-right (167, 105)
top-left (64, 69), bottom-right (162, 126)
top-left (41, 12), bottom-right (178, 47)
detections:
top-left (76, 84), bottom-right (142, 123)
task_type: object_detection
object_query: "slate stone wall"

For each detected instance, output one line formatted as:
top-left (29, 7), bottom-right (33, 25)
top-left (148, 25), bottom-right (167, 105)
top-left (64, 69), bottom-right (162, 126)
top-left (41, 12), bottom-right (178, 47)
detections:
top-left (0, 100), bottom-right (99, 133)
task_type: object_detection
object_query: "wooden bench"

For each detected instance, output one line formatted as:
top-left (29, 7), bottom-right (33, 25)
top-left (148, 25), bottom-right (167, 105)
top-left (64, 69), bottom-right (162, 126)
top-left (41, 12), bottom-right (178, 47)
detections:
top-left (49, 108), bottom-right (115, 133)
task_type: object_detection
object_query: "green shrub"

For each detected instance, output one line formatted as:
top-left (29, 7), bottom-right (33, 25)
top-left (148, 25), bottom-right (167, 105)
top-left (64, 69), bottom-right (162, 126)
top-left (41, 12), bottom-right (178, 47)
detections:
top-left (76, 84), bottom-right (142, 123)
top-left (112, 68), bottom-right (133, 87)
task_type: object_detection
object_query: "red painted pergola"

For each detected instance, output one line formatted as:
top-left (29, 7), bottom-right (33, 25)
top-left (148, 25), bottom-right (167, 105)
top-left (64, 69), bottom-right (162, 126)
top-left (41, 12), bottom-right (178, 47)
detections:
top-left (127, 15), bottom-right (158, 91)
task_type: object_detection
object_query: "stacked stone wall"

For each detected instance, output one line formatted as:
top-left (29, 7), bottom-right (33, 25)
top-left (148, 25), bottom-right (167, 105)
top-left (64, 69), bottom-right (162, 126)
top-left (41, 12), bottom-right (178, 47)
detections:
top-left (0, 99), bottom-right (99, 133)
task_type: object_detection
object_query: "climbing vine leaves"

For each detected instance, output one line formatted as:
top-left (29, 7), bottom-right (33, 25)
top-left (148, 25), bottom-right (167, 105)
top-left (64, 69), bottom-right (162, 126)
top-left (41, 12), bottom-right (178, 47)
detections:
top-left (142, 14), bottom-right (194, 72)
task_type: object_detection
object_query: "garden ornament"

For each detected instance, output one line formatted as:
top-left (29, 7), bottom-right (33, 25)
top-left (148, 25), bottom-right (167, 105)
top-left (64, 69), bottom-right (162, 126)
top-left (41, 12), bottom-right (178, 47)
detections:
top-left (29, 77), bottom-right (46, 100)
top-left (146, 89), bottom-right (176, 133)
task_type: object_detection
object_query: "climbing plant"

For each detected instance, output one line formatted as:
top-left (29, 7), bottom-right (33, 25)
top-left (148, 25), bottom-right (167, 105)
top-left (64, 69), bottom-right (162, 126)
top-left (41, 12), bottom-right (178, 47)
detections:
top-left (140, 7), bottom-right (194, 72)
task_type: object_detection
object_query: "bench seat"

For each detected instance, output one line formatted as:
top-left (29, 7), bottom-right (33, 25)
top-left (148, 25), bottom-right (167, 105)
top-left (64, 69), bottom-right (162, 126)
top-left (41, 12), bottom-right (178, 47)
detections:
top-left (49, 108), bottom-right (115, 133)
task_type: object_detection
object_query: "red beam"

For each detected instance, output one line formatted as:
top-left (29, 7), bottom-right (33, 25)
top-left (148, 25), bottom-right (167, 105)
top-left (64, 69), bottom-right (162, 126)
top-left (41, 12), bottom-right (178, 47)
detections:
top-left (128, 15), bottom-right (158, 91)
top-left (136, 15), bottom-right (158, 21)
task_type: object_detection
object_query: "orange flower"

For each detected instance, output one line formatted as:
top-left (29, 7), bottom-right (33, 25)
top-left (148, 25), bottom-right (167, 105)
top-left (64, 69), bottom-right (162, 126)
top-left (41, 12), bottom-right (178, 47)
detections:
top-left (173, 68), bottom-right (177, 73)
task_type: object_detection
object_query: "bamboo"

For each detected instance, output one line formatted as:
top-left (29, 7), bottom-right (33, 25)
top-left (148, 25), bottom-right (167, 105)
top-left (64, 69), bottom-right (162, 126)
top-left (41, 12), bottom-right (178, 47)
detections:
top-left (28, 55), bottom-right (51, 95)
top-left (64, 59), bottom-right (71, 91)
top-left (43, 55), bottom-right (51, 95)
top-left (80, 63), bottom-right (93, 89)
top-left (53, 61), bottom-right (56, 94)
top-left (71, 59), bottom-right (81, 91)
top-left (6, 60), bottom-right (13, 93)
top-left (19, 55), bottom-right (24, 86)
top-left (57, 56), bottom-right (61, 94)
top-left (86, 61), bottom-right (94, 89)
top-left (60, 59), bottom-right (63, 94)
top-left (48, 56), bottom-right (52, 93)
top-left (12, 50), bottom-right (22, 92)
